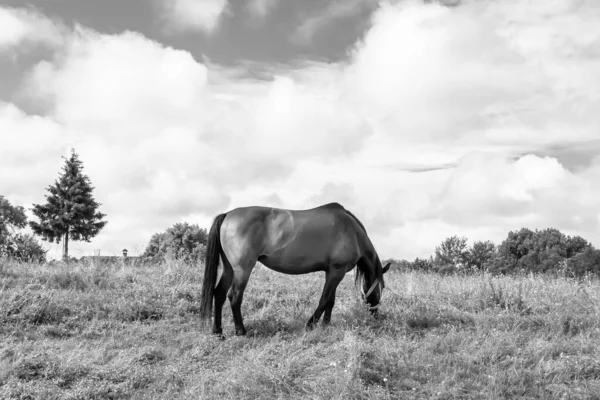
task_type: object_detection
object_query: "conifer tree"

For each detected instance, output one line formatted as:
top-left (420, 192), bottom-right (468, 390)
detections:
top-left (30, 149), bottom-right (107, 260)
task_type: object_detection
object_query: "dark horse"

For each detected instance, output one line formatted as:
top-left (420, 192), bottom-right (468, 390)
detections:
top-left (199, 202), bottom-right (391, 336)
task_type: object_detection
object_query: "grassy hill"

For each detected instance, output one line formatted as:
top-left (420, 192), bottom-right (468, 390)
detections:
top-left (1, 260), bottom-right (599, 399)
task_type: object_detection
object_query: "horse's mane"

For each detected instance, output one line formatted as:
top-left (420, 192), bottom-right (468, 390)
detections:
top-left (343, 208), bottom-right (386, 291)
top-left (341, 208), bottom-right (372, 288)
top-left (344, 209), bottom-right (368, 234)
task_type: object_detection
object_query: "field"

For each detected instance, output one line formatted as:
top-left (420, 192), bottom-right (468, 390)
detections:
top-left (1, 260), bottom-right (600, 399)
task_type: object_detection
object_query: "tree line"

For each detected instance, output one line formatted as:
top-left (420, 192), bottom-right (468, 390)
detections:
top-left (140, 223), bottom-right (600, 279)
top-left (2, 149), bottom-right (599, 276)
top-left (384, 229), bottom-right (600, 278)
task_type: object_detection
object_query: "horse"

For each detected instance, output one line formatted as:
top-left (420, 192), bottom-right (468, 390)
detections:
top-left (199, 202), bottom-right (391, 336)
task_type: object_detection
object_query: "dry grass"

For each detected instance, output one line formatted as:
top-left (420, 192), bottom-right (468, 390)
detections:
top-left (1, 259), bottom-right (600, 399)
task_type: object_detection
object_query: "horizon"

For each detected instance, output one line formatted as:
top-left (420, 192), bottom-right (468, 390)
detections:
top-left (1, 0), bottom-right (599, 261)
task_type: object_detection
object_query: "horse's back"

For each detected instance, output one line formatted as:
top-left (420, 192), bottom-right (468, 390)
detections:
top-left (223, 203), bottom-right (362, 240)
top-left (219, 203), bottom-right (367, 273)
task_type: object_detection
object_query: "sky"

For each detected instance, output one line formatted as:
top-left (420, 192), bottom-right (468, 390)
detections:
top-left (1, 0), bottom-right (599, 261)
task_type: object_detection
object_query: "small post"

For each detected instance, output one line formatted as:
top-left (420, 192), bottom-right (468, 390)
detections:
top-left (122, 248), bottom-right (128, 269)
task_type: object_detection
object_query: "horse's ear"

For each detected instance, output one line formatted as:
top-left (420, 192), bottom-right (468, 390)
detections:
top-left (382, 262), bottom-right (391, 274)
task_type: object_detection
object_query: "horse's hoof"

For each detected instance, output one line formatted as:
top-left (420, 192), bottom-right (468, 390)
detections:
top-left (212, 329), bottom-right (226, 340)
top-left (235, 327), bottom-right (247, 336)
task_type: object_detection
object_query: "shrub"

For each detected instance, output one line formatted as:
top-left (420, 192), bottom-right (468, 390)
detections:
top-left (142, 222), bottom-right (207, 264)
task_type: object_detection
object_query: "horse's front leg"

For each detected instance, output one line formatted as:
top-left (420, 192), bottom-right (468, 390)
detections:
top-left (306, 268), bottom-right (345, 329)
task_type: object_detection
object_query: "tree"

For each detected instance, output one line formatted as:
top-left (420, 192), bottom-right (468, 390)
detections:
top-left (434, 235), bottom-right (469, 269)
top-left (566, 235), bottom-right (592, 258)
top-left (467, 240), bottom-right (496, 270)
top-left (565, 248), bottom-right (600, 277)
top-left (492, 227), bottom-right (594, 274)
top-left (412, 257), bottom-right (434, 272)
top-left (0, 195), bottom-right (47, 262)
top-left (29, 150), bottom-right (107, 260)
top-left (484, 253), bottom-right (511, 275)
top-left (531, 228), bottom-right (568, 258)
top-left (0, 195), bottom-right (27, 240)
top-left (497, 228), bottom-right (535, 269)
top-left (142, 222), bottom-right (208, 264)
top-left (4, 233), bottom-right (47, 263)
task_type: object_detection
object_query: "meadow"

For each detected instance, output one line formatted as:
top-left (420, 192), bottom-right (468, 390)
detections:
top-left (1, 259), bottom-right (600, 399)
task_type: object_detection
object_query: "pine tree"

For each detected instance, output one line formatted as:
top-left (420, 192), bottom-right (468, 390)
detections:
top-left (30, 149), bottom-right (107, 260)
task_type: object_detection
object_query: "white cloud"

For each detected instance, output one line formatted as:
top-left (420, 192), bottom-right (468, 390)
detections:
top-left (346, 2), bottom-right (531, 146)
top-left (2, 0), bottom-right (600, 261)
top-left (159, 0), bottom-right (229, 35)
top-left (424, 153), bottom-right (570, 222)
top-left (9, 26), bottom-right (371, 258)
top-left (0, 6), bottom-right (64, 52)
top-left (346, 0), bottom-right (600, 150)
top-left (313, 0), bottom-right (600, 258)
top-left (28, 29), bottom-right (210, 131)
top-left (409, 152), bottom-right (600, 255)
top-left (0, 103), bottom-right (66, 197)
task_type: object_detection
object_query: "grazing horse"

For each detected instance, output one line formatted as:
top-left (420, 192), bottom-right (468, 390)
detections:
top-left (199, 202), bottom-right (391, 336)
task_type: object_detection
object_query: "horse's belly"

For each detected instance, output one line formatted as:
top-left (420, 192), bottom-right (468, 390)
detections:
top-left (258, 255), bottom-right (325, 275)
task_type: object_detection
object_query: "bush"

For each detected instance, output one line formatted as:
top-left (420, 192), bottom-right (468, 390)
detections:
top-left (0, 233), bottom-right (47, 263)
top-left (565, 248), bottom-right (600, 277)
top-left (142, 222), bottom-right (207, 264)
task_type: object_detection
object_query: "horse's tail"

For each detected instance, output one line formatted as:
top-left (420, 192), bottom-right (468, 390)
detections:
top-left (200, 212), bottom-right (227, 322)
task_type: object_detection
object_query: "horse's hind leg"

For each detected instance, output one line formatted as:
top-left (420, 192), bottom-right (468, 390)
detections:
top-left (306, 267), bottom-right (346, 329)
top-left (228, 261), bottom-right (255, 336)
top-left (212, 259), bottom-right (233, 336)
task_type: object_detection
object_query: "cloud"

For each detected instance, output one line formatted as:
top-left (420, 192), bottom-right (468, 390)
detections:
top-left (0, 103), bottom-right (65, 199)
top-left (425, 153), bottom-right (569, 223)
top-left (291, 0), bottom-right (375, 45)
top-left (413, 152), bottom-right (600, 252)
top-left (23, 27), bottom-right (370, 179)
top-left (158, 0), bottom-right (229, 35)
top-left (9, 25), bottom-right (371, 258)
top-left (345, 1), bottom-right (530, 145)
top-left (3, 0), bottom-right (600, 261)
top-left (345, 0), bottom-right (600, 151)
top-left (533, 139), bottom-right (600, 172)
top-left (327, 0), bottom-right (600, 258)
top-left (0, 6), bottom-right (65, 52)
top-left (27, 29), bottom-right (210, 131)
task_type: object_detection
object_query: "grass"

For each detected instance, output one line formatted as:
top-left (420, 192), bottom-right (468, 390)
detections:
top-left (1, 259), bottom-right (600, 399)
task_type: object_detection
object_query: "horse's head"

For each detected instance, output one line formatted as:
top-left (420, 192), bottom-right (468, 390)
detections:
top-left (361, 261), bottom-right (391, 316)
